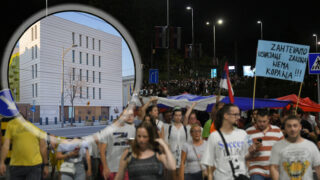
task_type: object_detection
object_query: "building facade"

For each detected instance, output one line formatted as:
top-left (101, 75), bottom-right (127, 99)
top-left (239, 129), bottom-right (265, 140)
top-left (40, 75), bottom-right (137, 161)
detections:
top-left (19, 15), bottom-right (123, 123)
top-left (122, 75), bottom-right (135, 107)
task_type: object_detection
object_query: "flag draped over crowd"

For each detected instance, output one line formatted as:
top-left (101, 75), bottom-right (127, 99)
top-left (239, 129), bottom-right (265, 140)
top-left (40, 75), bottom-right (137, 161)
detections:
top-left (137, 94), bottom-right (291, 112)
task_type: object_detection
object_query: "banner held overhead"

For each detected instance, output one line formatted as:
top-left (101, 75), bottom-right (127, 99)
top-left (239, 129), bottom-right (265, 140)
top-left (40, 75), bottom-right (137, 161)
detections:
top-left (255, 40), bottom-right (310, 82)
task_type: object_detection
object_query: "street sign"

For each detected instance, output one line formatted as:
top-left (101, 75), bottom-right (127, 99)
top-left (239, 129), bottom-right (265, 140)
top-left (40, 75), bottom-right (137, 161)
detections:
top-left (30, 105), bottom-right (36, 112)
top-left (211, 68), bottom-right (217, 78)
top-left (149, 69), bottom-right (159, 84)
top-left (308, 53), bottom-right (320, 74)
top-left (0, 89), bottom-right (19, 117)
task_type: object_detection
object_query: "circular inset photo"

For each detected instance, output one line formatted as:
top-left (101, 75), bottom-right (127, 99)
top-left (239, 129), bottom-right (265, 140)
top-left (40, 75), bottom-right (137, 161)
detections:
top-left (1, 4), bottom-right (142, 139)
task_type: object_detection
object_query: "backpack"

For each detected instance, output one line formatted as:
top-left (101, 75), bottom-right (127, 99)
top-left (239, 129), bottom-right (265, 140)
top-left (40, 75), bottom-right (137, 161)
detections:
top-left (168, 125), bottom-right (188, 141)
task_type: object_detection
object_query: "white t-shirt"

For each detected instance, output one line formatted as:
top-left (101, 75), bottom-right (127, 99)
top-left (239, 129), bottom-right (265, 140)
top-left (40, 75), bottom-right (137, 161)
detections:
top-left (182, 141), bottom-right (207, 174)
top-left (155, 119), bottom-right (164, 131)
top-left (270, 138), bottom-right (320, 180)
top-left (201, 128), bottom-right (252, 180)
top-left (100, 123), bottom-right (136, 172)
top-left (164, 124), bottom-right (192, 167)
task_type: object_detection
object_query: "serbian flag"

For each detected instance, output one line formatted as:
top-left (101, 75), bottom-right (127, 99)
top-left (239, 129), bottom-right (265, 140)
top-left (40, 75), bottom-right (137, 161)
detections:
top-left (220, 62), bottom-right (234, 103)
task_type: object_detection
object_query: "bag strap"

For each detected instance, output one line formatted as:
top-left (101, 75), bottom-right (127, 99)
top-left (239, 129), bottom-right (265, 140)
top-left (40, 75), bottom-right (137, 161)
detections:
top-left (217, 129), bottom-right (237, 179)
top-left (183, 125), bottom-right (188, 141)
top-left (192, 145), bottom-right (203, 171)
top-left (168, 125), bottom-right (172, 139)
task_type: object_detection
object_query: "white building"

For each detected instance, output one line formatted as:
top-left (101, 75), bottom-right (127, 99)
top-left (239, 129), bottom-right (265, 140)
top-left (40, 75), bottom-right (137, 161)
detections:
top-left (19, 15), bottom-right (123, 122)
top-left (122, 75), bottom-right (135, 107)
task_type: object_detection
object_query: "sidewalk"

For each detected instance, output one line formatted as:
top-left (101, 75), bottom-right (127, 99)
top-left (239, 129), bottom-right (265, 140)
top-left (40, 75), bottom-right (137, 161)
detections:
top-left (34, 121), bottom-right (110, 131)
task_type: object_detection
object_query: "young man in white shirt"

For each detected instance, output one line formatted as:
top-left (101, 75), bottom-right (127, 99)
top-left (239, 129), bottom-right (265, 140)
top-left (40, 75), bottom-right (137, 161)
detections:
top-left (201, 104), bottom-right (257, 180)
top-left (270, 115), bottom-right (320, 180)
top-left (99, 108), bottom-right (136, 180)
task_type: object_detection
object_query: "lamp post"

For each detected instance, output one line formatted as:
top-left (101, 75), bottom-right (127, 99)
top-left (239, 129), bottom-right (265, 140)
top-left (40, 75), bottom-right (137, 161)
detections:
top-left (313, 34), bottom-right (320, 122)
top-left (186, 6), bottom-right (194, 74)
top-left (257, 20), bottom-right (263, 40)
top-left (61, 44), bottom-right (77, 128)
top-left (313, 34), bottom-right (318, 52)
top-left (206, 19), bottom-right (223, 65)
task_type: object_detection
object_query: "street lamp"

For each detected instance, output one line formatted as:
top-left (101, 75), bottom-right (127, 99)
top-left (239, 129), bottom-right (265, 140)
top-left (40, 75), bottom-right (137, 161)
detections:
top-left (206, 19), bottom-right (223, 65)
top-left (257, 20), bottom-right (263, 40)
top-left (313, 33), bottom-right (320, 122)
top-left (313, 34), bottom-right (318, 52)
top-left (61, 44), bottom-right (77, 128)
top-left (186, 6), bottom-right (194, 72)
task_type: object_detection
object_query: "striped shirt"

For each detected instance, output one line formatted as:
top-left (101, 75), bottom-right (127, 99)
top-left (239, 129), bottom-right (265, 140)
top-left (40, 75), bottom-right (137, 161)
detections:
top-left (246, 125), bottom-right (284, 177)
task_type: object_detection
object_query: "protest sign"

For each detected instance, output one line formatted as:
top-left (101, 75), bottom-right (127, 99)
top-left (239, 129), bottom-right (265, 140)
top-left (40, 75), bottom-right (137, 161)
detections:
top-left (255, 40), bottom-right (310, 82)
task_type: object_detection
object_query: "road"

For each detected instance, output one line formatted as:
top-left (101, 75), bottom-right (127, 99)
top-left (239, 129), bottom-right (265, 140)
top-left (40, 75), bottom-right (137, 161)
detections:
top-left (46, 125), bottom-right (107, 138)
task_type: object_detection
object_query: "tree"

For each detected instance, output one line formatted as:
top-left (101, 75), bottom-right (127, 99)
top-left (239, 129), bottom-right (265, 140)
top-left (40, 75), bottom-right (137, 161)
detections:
top-left (64, 68), bottom-right (86, 126)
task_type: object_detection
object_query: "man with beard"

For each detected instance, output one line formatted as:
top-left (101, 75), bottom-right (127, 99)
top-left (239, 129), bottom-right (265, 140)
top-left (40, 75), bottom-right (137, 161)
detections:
top-left (246, 109), bottom-right (283, 180)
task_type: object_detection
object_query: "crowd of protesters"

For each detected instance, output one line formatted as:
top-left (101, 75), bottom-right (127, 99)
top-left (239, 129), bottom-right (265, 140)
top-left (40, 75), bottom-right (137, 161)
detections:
top-left (140, 75), bottom-right (253, 97)
top-left (1, 95), bottom-right (320, 180)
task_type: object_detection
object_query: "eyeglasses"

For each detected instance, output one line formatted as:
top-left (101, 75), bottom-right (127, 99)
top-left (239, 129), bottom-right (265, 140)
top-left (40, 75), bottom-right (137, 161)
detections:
top-left (228, 113), bottom-right (241, 117)
top-left (191, 130), bottom-right (202, 133)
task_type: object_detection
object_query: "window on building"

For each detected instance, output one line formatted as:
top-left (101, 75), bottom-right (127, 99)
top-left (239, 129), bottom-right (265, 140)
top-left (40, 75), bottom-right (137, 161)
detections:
top-left (35, 64), bottom-right (37, 78)
top-left (35, 25), bottom-right (37, 39)
top-left (32, 65), bottom-right (34, 79)
top-left (80, 87), bottom-right (82, 98)
top-left (93, 87), bottom-right (95, 99)
top-left (99, 56), bottom-right (101, 67)
top-left (86, 36), bottom-right (88, 48)
top-left (35, 45), bottom-right (37, 59)
top-left (92, 38), bottom-right (95, 50)
top-left (99, 72), bottom-right (101, 84)
top-left (32, 84), bottom-right (34, 98)
top-left (86, 53), bottom-right (89, 65)
top-left (73, 68), bottom-right (75, 81)
top-left (99, 40), bottom-right (101, 51)
top-left (79, 52), bottom-right (82, 64)
top-left (92, 55), bottom-right (95, 66)
top-left (72, 50), bottom-right (75, 63)
top-left (35, 83), bottom-right (38, 97)
top-left (32, 46), bottom-right (34, 60)
top-left (93, 71), bottom-right (95, 83)
top-left (86, 70), bottom-right (89, 82)
top-left (99, 88), bottom-right (101, 99)
top-left (80, 69), bottom-right (82, 81)
top-left (31, 27), bottom-right (34, 41)
top-left (87, 87), bottom-right (89, 99)
top-left (79, 34), bottom-right (82, 46)
top-left (72, 32), bottom-right (75, 45)
top-left (73, 86), bottom-right (76, 97)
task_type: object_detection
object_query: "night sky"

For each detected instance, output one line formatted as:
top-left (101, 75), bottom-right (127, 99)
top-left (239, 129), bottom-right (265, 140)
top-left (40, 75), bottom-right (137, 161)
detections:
top-left (1, 0), bottom-right (320, 79)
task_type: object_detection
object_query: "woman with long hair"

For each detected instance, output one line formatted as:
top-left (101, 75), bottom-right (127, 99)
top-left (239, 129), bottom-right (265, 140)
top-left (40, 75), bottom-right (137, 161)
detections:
top-left (142, 115), bottom-right (160, 138)
top-left (115, 121), bottom-right (176, 180)
top-left (179, 124), bottom-right (207, 180)
top-left (141, 97), bottom-right (165, 138)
